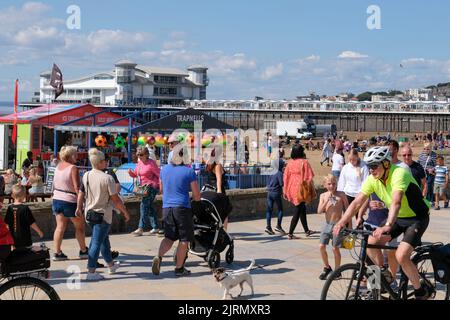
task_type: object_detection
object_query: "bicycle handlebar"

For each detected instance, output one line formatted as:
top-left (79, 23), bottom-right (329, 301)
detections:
top-left (343, 228), bottom-right (373, 237)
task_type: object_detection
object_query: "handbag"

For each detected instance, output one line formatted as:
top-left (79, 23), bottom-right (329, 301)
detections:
top-left (133, 166), bottom-right (151, 197)
top-left (85, 172), bottom-right (104, 225)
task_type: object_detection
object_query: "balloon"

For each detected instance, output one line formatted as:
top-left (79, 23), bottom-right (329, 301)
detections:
top-left (177, 133), bottom-right (186, 143)
top-left (137, 136), bottom-right (146, 146)
top-left (95, 135), bottom-right (108, 148)
top-left (114, 136), bottom-right (126, 148)
top-left (154, 134), bottom-right (165, 147)
top-left (201, 137), bottom-right (212, 147)
top-left (147, 136), bottom-right (155, 146)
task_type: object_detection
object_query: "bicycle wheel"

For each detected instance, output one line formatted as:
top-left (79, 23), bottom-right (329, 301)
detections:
top-left (0, 277), bottom-right (60, 300)
top-left (403, 254), bottom-right (450, 300)
top-left (321, 264), bottom-right (377, 300)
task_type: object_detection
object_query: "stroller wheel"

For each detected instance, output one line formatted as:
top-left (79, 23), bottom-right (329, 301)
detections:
top-left (207, 251), bottom-right (220, 269)
top-left (225, 249), bottom-right (234, 264)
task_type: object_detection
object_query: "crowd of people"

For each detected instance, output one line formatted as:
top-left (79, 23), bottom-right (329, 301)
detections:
top-left (0, 129), bottom-right (448, 300)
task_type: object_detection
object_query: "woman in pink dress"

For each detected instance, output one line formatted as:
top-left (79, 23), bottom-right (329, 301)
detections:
top-left (283, 144), bottom-right (316, 239)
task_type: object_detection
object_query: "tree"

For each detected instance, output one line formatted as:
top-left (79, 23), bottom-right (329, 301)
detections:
top-left (357, 92), bottom-right (373, 101)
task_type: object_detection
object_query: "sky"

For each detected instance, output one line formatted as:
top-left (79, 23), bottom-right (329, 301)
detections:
top-left (0, 0), bottom-right (450, 101)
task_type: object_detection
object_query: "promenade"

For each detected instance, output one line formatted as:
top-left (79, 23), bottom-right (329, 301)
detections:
top-left (43, 209), bottom-right (450, 300)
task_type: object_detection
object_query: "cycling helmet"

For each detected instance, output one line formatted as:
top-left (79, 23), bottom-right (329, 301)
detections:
top-left (363, 146), bottom-right (392, 165)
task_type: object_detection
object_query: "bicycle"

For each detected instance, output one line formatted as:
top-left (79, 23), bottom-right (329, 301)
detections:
top-left (321, 228), bottom-right (450, 300)
top-left (0, 245), bottom-right (60, 300)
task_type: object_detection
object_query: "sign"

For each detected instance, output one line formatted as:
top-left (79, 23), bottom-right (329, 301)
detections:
top-left (15, 123), bottom-right (31, 172)
top-left (45, 167), bottom-right (56, 194)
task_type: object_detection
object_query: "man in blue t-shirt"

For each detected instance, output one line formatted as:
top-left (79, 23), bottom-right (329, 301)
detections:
top-left (151, 149), bottom-right (201, 277)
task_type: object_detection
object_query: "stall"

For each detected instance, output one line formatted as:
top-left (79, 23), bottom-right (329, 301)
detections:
top-left (0, 103), bottom-right (129, 170)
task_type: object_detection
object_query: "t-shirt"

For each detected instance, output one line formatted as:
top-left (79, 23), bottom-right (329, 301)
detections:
top-left (4, 204), bottom-right (35, 248)
top-left (409, 161), bottom-right (426, 188)
top-left (22, 158), bottom-right (32, 170)
top-left (331, 153), bottom-right (344, 171)
top-left (81, 169), bottom-right (117, 224)
top-left (366, 193), bottom-right (388, 227)
top-left (360, 165), bottom-right (430, 219)
top-left (160, 164), bottom-right (197, 208)
top-left (267, 171), bottom-right (283, 194)
top-left (434, 165), bottom-right (448, 185)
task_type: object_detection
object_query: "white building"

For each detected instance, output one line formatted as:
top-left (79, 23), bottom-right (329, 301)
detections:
top-left (39, 60), bottom-right (208, 105)
top-left (406, 88), bottom-right (433, 101)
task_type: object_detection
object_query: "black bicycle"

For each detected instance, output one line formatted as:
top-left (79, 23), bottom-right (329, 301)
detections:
top-left (321, 228), bottom-right (449, 300)
top-left (0, 246), bottom-right (60, 300)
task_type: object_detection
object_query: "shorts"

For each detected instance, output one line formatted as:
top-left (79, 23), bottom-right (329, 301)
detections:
top-left (433, 184), bottom-right (446, 197)
top-left (320, 222), bottom-right (344, 247)
top-left (363, 222), bottom-right (400, 245)
top-left (162, 207), bottom-right (194, 242)
top-left (390, 216), bottom-right (430, 248)
top-left (52, 199), bottom-right (77, 218)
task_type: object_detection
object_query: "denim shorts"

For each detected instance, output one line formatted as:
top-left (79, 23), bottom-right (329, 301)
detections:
top-left (52, 199), bottom-right (77, 218)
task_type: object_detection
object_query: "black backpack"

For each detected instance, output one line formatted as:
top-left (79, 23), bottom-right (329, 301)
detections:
top-left (430, 244), bottom-right (450, 284)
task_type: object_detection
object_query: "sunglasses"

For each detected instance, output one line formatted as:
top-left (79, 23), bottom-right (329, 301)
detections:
top-left (402, 154), bottom-right (412, 157)
top-left (368, 163), bottom-right (381, 170)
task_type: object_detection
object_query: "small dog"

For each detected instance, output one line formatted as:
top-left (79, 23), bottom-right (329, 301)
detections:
top-left (213, 260), bottom-right (255, 300)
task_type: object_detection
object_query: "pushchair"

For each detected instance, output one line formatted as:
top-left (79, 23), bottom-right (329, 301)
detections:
top-left (176, 189), bottom-right (234, 269)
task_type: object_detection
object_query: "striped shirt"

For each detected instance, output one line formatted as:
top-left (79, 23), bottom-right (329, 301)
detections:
top-left (434, 165), bottom-right (448, 185)
top-left (417, 151), bottom-right (437, 171)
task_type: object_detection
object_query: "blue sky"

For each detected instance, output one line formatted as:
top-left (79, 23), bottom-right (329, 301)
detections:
top-left (0, 0), bottom-right (449, 101)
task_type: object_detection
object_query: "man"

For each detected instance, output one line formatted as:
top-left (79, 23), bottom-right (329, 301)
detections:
top-left (152, 145), bottom-right (201, 277)
top-left (333, 146), bottom-right (433, 300)
top-left (400, 145), bottom-right (427, 198)
top-left (417, 142), bottom-right (437, 204)
top-left (388, 140), bottom-right (410, 172)
top-left (22, 151), bottom-right (33, 172)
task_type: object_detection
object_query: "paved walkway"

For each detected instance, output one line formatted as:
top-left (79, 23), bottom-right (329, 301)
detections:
top-left (45, 210), bottom-right (450, 300)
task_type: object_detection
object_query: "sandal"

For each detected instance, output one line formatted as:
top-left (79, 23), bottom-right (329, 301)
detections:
top-left (305, 230), bottom-right (316, 237)
top-left (287, 234), bottom-right (300, 240)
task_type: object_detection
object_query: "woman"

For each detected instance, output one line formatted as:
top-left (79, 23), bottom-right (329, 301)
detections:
top-left (331, 147), bottom-right (345, 181)
top-left (128, 146), bottom-right (160, 236)
top-left (283, 144), bottom-right (316, 239)
top-left (337, 149), bottom-right (369, 205)
top-left (52, 146), bottom-right (88, 261)
top-left (3, 169), bottom-right (18, 195)
top-left (205, 149), bottom-right (230, 230)
top-left (77, 148), bottom-right (130, 281)
top-left (320, 139), bottom-right (333, 166)
top-left (28, 167), bottom-right (45, 195)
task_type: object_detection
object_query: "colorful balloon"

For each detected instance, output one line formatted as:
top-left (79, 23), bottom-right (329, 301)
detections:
top-left (154, 134), bottom-right (165, 147)
top-left (95, 135), bottom-right (108, 148)
top-left (147, 136), bottom-right (155, 146)
top-left (137, 136), bottom-right (146, 146)
top-left (114, 136), bottom-right (126, 148)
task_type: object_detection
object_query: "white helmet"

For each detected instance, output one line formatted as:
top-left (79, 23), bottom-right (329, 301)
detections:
top-left (364, 146), bottom-right (391, 165)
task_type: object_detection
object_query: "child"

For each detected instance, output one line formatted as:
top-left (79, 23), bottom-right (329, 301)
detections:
top-left (433, 155), bottom-right (448, 210)
top-left (317, 174), bottom-right (349, 280)
top-left (28, 167), bottom-right (45, 195)
top-left (4, 185), bottom-right (44, 249)
top-left (0, 203), bottom-right (14, 261)
top-left (265, 160), bottom-right (285, 235)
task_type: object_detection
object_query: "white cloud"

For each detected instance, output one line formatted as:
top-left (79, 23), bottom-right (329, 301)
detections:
top-left (86, 30), bottom-right (153, 55)
top-left (169, 31), bottom-right (187, 39)
top-left (14, 26), bottom-right (64, 48)
top-left (211, 53), bottom-right (257, 75)
top-left (163, 40), bottom-right (186, 50)
top-left (261, 63), bottom-right (284, 80)
top-left (338, 51), bottom-right (369, 59)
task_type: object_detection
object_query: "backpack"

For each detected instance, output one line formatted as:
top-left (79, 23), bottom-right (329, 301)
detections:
top-left (430, 244), bottom-right (450, 284)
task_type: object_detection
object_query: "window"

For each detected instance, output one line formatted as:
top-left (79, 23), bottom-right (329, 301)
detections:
top-left (33, 127), bottom-right (40, 149)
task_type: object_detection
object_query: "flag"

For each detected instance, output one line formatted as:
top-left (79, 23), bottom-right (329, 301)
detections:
top-left (50, 63), bottom-right (64, 99)
top-left (12, 79), bottom-right (18, 145)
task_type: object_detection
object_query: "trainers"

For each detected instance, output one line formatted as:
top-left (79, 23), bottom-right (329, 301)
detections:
top-left (96, 262), bottom-right (105, 268)
top-left (53, 252), bottom-right (68, 261)
top-left (305, 230), bottom-right (316, 237)
top-left (158, 229), bottom-right (165, 235)
top-left (265, 226), bottom-right (275, 235)
top-left (274, 225), bottom-right (286, 234)
top-left (149, 229), bottom-right (159, 235)
top-left (111, 250), bottom-right (119, 260)
top-left (435, 206), bottom-right (441, 210)
top-left (319, 267), bottom-right (333, 280)
top-left (175, 267), bottom-right (191, 277)
top-left (108, 262), bottom-right (120, 274)
top-left (381, 267), bottom-right (394, 284)
top-left (415, 279), bottom-right (436, 300)
top-left (79, 247), bottom-right (89, 259)
top-left (390, 280), bottom-right (399, 292)
top-left (131, 228), bottom-right (143, 236)
top-left (152, 256), bottom-right (162, 275)
top-left (86, 272), bottom-right (104, 281)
